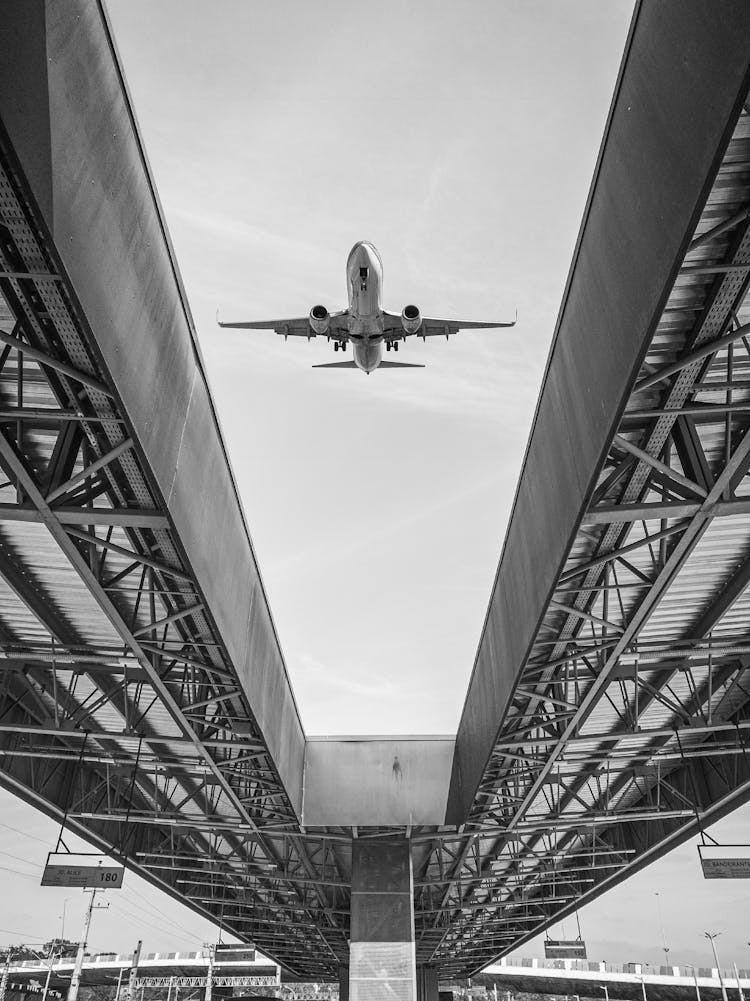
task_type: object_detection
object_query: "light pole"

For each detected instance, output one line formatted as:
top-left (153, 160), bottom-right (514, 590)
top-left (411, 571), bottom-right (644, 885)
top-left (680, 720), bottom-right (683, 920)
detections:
top-left (60, 898), bottom-right (70, 942)
top-left (600, 986), bottom-right (610, 1001)
top-left (1, 945), bottom-right (13, 1001)
top-left (640, 975), bottom-right (647, 1001)
top-left (686, 964), bottom-right (702, 1001)
top-left (69, 889), bottom-right (108, 1001)
top-left (655, 893), bottom-right (670, 968)
top-left (28, 943), bottom-right (59, 1001)
top-left (114, 967), bottom-right (124, 1001)
top-left (733, 963), bottom-right (745, 1001)
top-left (705, 933), bottom-right (729, 1001)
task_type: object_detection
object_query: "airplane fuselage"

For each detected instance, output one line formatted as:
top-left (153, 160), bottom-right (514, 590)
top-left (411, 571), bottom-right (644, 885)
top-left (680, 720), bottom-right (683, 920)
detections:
top-left (346, 241), bottom-right (385, 374)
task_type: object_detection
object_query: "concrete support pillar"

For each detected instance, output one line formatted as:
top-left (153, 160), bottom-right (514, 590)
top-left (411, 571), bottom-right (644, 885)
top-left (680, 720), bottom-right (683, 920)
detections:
top-left (416, 966), bottom-right (439, 1001)
top-left (339, 966), bottom-right (350, 1001)
top-left (349, 839), bottom-right (416, 1001)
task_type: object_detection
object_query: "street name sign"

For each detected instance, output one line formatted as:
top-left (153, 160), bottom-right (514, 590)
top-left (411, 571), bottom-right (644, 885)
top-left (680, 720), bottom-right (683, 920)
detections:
top-left (41, 852), bottom-right (124, 888)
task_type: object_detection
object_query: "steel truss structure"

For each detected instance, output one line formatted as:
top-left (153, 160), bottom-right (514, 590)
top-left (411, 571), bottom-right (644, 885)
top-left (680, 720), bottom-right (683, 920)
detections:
top-left (422, 84), bottom-right (750, 976)
top-left (2, 0), bottom-right (750, 987)
top-left (0, 125), bottom-right (337, 975)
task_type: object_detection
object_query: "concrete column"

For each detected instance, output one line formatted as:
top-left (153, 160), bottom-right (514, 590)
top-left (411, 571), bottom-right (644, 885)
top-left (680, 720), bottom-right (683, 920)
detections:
top-left (416, 966), bottom-right (439, 1001)
top-left (339, 966), bottom-right (350, 1001)
top-left (349, 838), bottom-right (416, 1001)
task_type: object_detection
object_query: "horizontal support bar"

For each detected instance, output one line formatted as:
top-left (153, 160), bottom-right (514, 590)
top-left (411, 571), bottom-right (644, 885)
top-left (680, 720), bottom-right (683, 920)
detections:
top-left (0, 721), bottom-right (265, 750)
top-left (490, 717), bottom-right (750, 750)
top-left (623, 401), bottom-right (750, 420)
top-left (679, 263), bottom-right (750, 274)
top-left (0, 503), bottom-right (168, 528)
top-left (584, 496), bottom-right (750, 523)
top-left (0, 407), bottom-right (124, 423)
top-left (0, 270), bottom-right (62, 280)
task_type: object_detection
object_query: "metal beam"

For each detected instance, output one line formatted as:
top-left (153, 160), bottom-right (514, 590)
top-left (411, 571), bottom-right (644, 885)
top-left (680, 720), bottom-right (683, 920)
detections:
top-left (0, 504), bottom-right (168, 527)
top-left (0, 327), bottom-right (113, 397)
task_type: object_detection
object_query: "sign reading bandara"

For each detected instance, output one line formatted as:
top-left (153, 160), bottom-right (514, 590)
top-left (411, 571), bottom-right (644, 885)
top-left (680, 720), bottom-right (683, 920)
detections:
top-left (699, 845), bottom-right (750, 878)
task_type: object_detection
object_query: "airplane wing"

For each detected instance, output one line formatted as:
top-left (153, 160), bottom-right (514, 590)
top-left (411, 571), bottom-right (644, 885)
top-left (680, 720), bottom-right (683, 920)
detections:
top-left (382, 311), bottom-right (516, 340)
top-left (312, 360), bottom-right (425, 369)
top-left (217, 310), bottom-right (349, 339)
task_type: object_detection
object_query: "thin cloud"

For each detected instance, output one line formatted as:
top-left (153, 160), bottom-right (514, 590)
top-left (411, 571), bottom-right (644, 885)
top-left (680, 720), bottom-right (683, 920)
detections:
top-left (296, 653), bottom-right (414, 700)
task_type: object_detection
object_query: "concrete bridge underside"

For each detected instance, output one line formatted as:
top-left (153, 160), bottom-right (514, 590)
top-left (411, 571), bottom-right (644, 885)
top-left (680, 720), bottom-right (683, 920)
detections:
top-left (2, 0), bottom-right (750, 990)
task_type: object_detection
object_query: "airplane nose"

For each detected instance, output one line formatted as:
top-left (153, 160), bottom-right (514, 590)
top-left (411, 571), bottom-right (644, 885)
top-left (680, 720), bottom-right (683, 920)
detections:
top-left (353, 242), bottom-right (374, 265)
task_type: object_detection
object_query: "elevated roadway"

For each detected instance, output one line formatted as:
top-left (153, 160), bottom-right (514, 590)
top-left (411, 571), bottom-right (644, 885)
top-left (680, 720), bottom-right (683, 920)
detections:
top-left (8, 953), bottom-right (279, 992)
top-left (1, 0), bottom-right (750, 987)
top-left (480, 961), bottom-right (750, 1001)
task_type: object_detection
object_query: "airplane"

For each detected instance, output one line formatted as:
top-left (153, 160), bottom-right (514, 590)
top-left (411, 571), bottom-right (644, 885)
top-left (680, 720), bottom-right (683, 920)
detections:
top-left (217, 241), bottom-right (516, 375)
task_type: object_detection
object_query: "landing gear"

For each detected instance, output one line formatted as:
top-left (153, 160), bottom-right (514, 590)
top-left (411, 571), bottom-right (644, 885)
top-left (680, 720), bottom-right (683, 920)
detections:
top-left (334, 341), bottom-right (339, 352)
top-left (394, 341), bottom-right (399, 352)
top-left (386, 342), bottom-right (392, 352)
top-left (342, 341), bottom-right (347, 351)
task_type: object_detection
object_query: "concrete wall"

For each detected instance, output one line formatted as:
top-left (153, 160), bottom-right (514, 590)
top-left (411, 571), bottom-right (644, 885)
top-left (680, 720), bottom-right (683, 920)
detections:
top-left (303, 737), bottom-right (454, 826)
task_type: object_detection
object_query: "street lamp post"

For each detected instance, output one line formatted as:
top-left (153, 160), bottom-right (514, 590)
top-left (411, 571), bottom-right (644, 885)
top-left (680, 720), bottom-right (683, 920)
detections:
top-left (656, 893), bottom-right (670, 969)
top-left (734, 963), bottom-right (745, 1001)
top-left (1, 946), bottom-right (13, 1001)
top-left (600, 986), bottom-right (610, 1001)
top-left (686, 965), bottom-right (702, 1001)
top-left (60, 898), bottom-right (70, 943)
top-left (114, 967), bottom-right (124, 1001)
top-left (705, 933), bottom-right (729, 1001)
top-left (40, 944), bottom-right (59, 1001)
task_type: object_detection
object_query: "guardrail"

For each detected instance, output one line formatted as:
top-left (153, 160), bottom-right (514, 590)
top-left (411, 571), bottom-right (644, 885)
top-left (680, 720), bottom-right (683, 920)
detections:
top-left (494, 959), bottom-right (750, 980)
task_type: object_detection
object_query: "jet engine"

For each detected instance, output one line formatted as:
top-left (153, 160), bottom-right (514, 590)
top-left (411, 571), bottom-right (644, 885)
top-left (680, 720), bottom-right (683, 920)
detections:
top-left (401, 304), bottom-right (422, 335)
top-left (309, 305), bottom-right (330, 335)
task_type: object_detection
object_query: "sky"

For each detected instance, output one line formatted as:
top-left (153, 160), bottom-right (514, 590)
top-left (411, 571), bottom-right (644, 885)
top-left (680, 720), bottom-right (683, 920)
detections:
top-left (1, 0), bottom-right (749, 974)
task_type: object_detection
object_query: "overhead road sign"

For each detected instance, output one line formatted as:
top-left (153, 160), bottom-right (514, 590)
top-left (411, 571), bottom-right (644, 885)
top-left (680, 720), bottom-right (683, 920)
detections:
top-left (699, 844), bottom-right (750, 878)
top-left (41, 853), bottom-right (124, 888)
top-left (544, 940), bottom-right (587, 959)
top-left (214, 945), bottom-right (256, 961)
